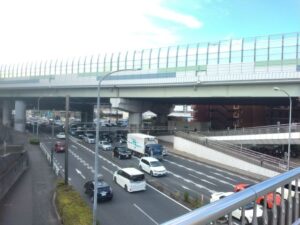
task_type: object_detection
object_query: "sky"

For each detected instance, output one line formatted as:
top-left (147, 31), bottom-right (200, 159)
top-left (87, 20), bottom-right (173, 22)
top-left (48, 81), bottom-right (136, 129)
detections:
top-left (0, 0), bottom-right (299, 65)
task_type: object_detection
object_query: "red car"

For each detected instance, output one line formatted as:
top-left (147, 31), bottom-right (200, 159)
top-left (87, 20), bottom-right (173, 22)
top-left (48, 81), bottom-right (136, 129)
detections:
top-left (54, 141), bottom-right (66, 153)
top-left (234, 183), bottom-right (281, 208)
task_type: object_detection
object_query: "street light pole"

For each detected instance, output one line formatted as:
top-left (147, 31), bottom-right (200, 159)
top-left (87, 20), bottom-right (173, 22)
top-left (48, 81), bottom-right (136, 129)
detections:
top-left (92, 68), bottom-right (141, 225)
top-left (273, 87), bottom-right (292, 170)
top-left (37, 97), bottom-right (42, 138)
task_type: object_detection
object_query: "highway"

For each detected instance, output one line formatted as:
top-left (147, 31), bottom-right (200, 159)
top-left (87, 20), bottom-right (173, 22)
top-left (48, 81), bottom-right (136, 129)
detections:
top-left (40, 133), bottom-right (257, 225)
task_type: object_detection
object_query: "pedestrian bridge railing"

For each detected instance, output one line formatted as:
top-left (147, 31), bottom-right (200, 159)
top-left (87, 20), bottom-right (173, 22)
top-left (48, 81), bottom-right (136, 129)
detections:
top-left (162, 167), bottom-right (300, 225)
top-left (201, 123), bottom-right (300, 137)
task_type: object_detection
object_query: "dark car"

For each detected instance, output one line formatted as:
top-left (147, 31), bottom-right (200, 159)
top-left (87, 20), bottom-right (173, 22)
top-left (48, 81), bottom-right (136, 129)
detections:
top-left (84, 180), bottom-right (113, 202)
top-left (100, 134), bottom-right (113, 143)
top-left (54, 141), bottom-right (66, 153)
top-left (113, 146), bottom-right (132, 159)
top-left (116, 136), bottom-right (127, 144)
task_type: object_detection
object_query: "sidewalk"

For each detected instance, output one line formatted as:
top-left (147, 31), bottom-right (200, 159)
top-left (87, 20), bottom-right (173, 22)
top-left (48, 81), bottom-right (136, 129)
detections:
top-left (0, 136), bottom-right (61, 225)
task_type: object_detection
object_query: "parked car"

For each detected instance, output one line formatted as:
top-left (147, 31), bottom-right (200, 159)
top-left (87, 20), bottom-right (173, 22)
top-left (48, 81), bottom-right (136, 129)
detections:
top-left (138, 157), bottom-right (167, 177)
top-left (56, 132), bottom-right (66, 139)
top-left (113, 146), bottom-right (132, 159)
top-left (210, 192), bottom-right (263, 224)
top-left (54, 141), bottom-right (66, 153)
top-left (113, 167), bottom-right (146, 192)
top-left (84, 179), bottom-right (113, 202)
top-left (99, 140), bottom-right (112, 151)
top-left (84, 133), bottom-right (95, 144)
top-left (234, 183), bottom-right (281, 208)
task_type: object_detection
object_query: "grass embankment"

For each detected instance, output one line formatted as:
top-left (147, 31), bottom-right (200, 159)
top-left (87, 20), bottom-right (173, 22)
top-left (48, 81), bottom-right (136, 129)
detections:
top-left (56, 181), bottom-right (94, 225)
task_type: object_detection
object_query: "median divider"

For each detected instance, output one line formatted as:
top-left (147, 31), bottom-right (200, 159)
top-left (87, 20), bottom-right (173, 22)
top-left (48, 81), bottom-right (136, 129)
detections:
top-left (40, 142), bottom-right (60, 176)
top-left (147, 179), bottom-right (207, 210)
top-left (55, 180), bottom-right (93, 225)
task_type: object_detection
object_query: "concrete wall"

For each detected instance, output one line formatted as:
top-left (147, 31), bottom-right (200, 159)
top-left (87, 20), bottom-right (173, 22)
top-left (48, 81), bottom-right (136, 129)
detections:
top-left (0, 152), bottom-right (28, 201)
top-left (158, 135), bottom-right (279, 179)
top-left (157, 135), bottom-right (174, 143)
top-left (173, 136), bottom-right (279, 179)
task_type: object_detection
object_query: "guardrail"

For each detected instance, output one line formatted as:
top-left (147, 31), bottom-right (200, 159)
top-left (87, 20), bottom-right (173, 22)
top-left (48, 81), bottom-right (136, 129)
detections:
top-left (175, 131), bottom-right (300, 172)
top-left (201, 123), bottom-right (300, 137)
top-left (40, 143), bottom-right (61, 176)
top-left (162, 167), bottom-right (300, 225)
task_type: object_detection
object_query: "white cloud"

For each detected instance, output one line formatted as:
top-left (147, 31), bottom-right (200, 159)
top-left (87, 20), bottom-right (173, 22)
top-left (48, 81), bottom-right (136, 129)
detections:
top-left (0, 0), bottom-right (202, 65)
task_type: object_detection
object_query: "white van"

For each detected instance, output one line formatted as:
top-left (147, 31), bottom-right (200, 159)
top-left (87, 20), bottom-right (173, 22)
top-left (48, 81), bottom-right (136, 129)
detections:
top-left (113, 168), bottom-right (146, 192)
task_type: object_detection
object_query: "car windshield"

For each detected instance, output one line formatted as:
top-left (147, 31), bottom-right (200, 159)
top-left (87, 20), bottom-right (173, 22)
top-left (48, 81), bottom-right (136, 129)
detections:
top-left (102, 141), bottom-right (109, 145)
top-left (131, 174), bottom-right (145, 182)
top-left (97, 186), bottom-right (110, 192)
top-left (118, 147), bottom-right (128, 152)
top-left (87, 134), bottom-right (94, 138)
top-left (150, 161), bottom-right (162, 167)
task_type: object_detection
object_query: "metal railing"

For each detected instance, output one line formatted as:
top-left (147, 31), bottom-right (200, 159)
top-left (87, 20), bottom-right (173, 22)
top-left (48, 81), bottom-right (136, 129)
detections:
top-left (162, 167), bottom-right (300, 225)
top-left (201, 123), bottom-right (300, 137)
top-left (0, 32), bottom-right (299, 79)
top-left (175, 131), bottom-right (300, 172)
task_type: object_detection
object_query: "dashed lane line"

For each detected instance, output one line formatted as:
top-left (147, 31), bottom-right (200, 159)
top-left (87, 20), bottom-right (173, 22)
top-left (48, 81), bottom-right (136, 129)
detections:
top-left (168, 153), bottom-right (257, 182)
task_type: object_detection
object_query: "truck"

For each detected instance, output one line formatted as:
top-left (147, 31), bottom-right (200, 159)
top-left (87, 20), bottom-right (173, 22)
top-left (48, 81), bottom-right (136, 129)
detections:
top-left (127, 133), bottom-right (163, 160)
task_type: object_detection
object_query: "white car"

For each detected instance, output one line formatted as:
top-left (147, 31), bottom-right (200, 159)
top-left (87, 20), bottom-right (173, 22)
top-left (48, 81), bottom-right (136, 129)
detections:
top-left (84, 133), bottom-right (95, 144)
top-left (56, 132), bottom-right (66, 139)
top-left (98, 141), bottom-right (112, 151)
top-left (113, 167), bottom-right (146, 192)
top-left (210, 192), bottom-right (263, 224)
top-left (138, 157), bottom-right (167, 177)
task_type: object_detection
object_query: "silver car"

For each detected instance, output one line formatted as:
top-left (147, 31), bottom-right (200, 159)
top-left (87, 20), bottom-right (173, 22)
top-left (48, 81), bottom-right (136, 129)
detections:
top-left (99, 140), bottom-right (112, 150)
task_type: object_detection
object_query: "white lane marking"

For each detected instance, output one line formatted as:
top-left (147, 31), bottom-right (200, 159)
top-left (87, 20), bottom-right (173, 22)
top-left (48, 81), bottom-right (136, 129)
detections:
top-left (212, 172), bottom-right (238, 182)
top-left (69, 138), bottom-right (191, 211)
top-left (71, 145), bottom-right (78, 149)
top-left (182, 185), bottom-right (191, 190)
top-left (75, 168), bottom-right (86, 180)
top-left (133, 203), bottom-right (159, 225)
top-left (169, 153), bottom-right (257, 182)
top-left (168, 171), bottom-right (215, 194)
top-left (102, 166), bottom-right (113, 175)
top-left (188, 174), bottom-right (217, 187)
top-left (165, 159), bottom-right (234, 187)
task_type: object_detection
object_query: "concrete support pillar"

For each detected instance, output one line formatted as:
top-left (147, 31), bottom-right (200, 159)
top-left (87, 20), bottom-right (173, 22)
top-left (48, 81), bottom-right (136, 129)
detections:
top-left (156, 114), bottom-right (169, 126)
top-left (129, 112), bottom-right (142, 132)
top-left (151, 104), bottom-right (174, 127)
top-left (111, 98), bottom-right (149, 132)
top-left (14, 100), bottom-right (26, 132)
top-left (81, 105), bottom-right (94, 123)
top-left (2, 100), bottom-right (12, 127)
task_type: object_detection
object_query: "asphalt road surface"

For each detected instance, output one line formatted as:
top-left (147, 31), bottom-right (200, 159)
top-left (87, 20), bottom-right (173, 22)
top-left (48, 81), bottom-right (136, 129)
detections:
top-left (41, 133), bottom-right (257, 225)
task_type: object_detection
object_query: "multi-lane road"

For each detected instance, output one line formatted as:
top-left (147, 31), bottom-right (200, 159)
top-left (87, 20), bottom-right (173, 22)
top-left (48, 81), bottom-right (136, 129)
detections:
top-left (40, 133), bottom-right (256, 225)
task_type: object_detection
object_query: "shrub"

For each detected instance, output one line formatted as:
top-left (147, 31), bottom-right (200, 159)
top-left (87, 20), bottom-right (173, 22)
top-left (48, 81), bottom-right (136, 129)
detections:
top-left (170, 191), bottom-right (181, 201)
top-left (183, 191), bottom-right (190, 203)
top-left (56, 180), bottom-right (93, 225)
top-left (29, 138), bottom-right (40, 145)
top-left (191, 198), bottom-right (202, 208)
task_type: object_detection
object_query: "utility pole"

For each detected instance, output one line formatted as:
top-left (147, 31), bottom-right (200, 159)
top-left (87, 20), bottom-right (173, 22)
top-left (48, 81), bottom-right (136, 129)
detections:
top-left (51, 109), bottom-right (55, 167)
top-left (64, 96), bottom-right (70, 185)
